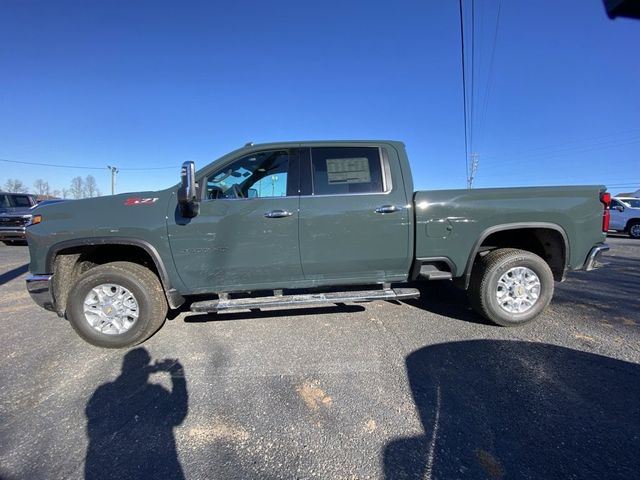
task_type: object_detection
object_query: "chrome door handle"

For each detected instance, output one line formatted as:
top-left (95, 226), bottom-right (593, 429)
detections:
top-left (375, 205), bottom-right (402, 214)
top-left (264, 210), bottom-right (294, 218)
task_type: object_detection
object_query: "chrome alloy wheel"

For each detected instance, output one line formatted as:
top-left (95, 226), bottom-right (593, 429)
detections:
top-left (630, 224), bottom-right (640, 238)
top-left (496, 267), bottom-right (541, 314)
top-left (83, 283), bottom-right (139, 335)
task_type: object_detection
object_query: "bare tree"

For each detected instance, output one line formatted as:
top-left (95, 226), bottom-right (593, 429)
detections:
top-left (70, 176), bottom-right (84, 199)
top-left (33, 179), bottom-right (50, 196)
top-left (84, 175), bottom-right (100, 198)
top-left (61, 188), bottom-right (69, 199)
top-left (52, 189), bottom-right (61, 198)
top-left (3, 179), bottom-right (28, 193)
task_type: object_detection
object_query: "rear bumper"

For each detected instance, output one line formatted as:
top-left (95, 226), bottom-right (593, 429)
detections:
top-left (583, 243), bottom-right (610, 271)
top-left (26, 274), bottom-right (56, 312)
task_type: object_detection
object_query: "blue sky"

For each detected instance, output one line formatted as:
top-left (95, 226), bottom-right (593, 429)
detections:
top-left (1, 0), bottom-right (639, 195)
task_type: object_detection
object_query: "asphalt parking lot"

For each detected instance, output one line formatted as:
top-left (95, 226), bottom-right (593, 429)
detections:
top-left (0, 237), bottom-right (639, 480)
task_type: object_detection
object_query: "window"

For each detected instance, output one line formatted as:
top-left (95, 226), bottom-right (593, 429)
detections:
top-left (311, 147), bottom-right (384, 195)
top-left (12, 195), bottom-right (33, 207)
top-left (206, 150), bottom-right (289, 199)
top-left (0, 195), bottom-right (9, 208)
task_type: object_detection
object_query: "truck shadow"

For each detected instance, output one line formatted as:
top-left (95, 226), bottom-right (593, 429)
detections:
top-left (401, 281), bottom-right (490, 325)
top-left (0, 263), bottom-right (28, 286)
top-left (84, 348), bottom-right (188, 480)
top-left (383, 340), bottom-right (640, 480)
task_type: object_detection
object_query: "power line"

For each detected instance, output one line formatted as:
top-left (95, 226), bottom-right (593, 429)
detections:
top-left (458, 0), bottom-right (470, 186)
top-left (0, 157), bottom-right (175, 171)
top-left (481, 136), bottom-right (640, 168)
top-left (477, 0), bottom-right (502, 150)
top-left (470, 0), bottom-right (476, 154)
top-left (483, 128), bottom-right (640, 162)
top-left (119, 166), bottom-right (175, 171)
top-left (0, 158), bottom-right (103, 170)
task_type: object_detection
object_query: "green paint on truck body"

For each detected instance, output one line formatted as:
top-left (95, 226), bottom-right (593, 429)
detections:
top-left (26, 141), bottom-right (606, 300)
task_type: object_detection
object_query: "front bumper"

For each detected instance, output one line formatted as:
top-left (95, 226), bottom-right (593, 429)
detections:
top-left (584, 243), bottom-right (610, 271)
top-left (0, 227), bottom-right (26, 240)
top-left (26, 274), bottom-right (56, 312)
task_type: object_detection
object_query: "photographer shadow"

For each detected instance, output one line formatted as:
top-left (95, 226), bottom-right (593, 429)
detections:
top-left (84, 348), bottom-right (188, 480)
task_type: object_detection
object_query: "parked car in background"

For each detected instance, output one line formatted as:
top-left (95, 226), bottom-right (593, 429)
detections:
top-left (609, 197), bottom-right (640, 239)
top-left (0, 192), bottom-right (38, 244)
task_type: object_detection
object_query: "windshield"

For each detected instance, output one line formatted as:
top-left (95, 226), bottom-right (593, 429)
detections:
top-left (0, 194), bottom-right (34, 210)
top-left (620, 199), bottom-right (640, 208)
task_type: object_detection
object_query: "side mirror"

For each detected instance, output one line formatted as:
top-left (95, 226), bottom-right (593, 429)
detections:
top-left (178, 161), bottom-right (199, 218)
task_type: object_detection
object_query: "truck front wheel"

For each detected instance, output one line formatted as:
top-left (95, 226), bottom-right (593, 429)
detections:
top-left (66, 262), bottom-right (168, 348)
top-left (468, 248), bottom-right (554, 327)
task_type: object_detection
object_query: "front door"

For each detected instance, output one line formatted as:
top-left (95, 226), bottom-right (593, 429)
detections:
top-left (609, 199), bottom-right (626, 230)
top-left (167, 149), bottom-right (303, 293)
top-left (298, 145), bottom-right (412, 285)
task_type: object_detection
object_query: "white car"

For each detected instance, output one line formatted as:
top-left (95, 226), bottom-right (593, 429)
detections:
top-left (609, 197), bottom-right (640, 239)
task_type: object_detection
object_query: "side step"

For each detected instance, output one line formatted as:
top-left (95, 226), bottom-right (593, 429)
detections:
top-left (189, 287), bottom-right (420, 313)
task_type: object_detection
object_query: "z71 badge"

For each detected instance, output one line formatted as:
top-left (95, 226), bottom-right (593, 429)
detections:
top-left (124, 197), bottom-right (159, 206)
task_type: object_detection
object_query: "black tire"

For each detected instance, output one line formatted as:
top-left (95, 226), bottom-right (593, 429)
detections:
top-left (468, 248), bottom-right (554, 327)
top-left (627, 220), bottom-right (640, 239)
top-left (67, 262), bottom-right (168, 348)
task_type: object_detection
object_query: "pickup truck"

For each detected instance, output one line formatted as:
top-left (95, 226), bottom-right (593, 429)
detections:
top-left (0, 192), bottom-right (38, 244)
top-left (609, 197), bottom-right (640, 238)
top-left (25, 141), bottom-right (610, 348)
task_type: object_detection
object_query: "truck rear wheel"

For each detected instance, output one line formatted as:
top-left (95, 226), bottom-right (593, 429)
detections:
top-left (468, 248), bottom-right (554, 327)
top-left (66, 261), bottom-right (168, 348)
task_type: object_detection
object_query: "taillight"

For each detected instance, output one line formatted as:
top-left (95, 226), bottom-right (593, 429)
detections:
top-left (600, 192), bottom-right (611, 232)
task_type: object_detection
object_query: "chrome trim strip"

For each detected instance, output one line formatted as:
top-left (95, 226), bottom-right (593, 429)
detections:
top-left (584, 244), bottom-right (610, 271)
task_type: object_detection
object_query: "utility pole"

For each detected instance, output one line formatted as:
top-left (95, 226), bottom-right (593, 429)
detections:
top-left (107, 165), bottom-right (119, 195)
top-left (467, 153), bottom-right (479, 189)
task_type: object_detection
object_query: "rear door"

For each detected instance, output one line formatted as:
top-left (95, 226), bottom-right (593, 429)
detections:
top-left (167, 148), bottom-right (303, 292)
top-left (298, 145), bottom-right (411, 284)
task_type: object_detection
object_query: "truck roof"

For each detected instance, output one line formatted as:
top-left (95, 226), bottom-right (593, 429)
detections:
top-left (240, 140), bottom-right (405, 148)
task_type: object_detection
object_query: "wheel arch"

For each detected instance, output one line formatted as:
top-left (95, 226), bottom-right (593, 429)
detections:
top-left (46, 237), bottom-right (184, 312)
top-left (624, 218), bottom-right (640, 232)
top-left (462, 222), bottom-right (570, 289)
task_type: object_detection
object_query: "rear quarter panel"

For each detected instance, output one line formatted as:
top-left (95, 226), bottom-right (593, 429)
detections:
top-left (414, 186), bottom-right (606, 276)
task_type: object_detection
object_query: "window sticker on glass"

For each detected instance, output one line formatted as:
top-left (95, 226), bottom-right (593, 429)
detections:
top-left (326, 158), bottom-right (371, 184)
